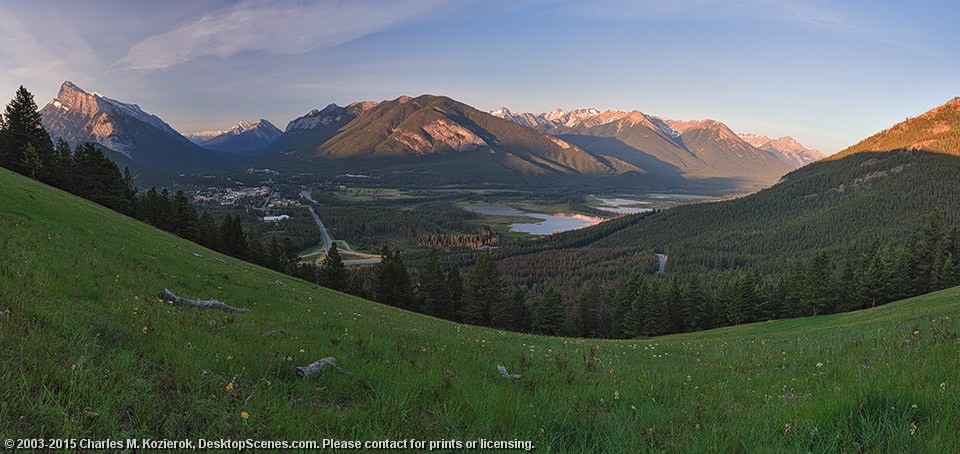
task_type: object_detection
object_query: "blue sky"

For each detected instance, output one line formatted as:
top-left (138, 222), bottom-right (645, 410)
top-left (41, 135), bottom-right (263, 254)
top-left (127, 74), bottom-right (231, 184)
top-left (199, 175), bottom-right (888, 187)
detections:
top-left (1, 0), bottom-right (957, 153)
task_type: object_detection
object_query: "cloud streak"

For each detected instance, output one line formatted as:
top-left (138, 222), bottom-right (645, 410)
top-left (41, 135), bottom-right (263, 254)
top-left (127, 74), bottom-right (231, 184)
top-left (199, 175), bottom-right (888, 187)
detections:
top-left (115, 0), bottom-right (444, 71)
top-left (0, 6), bottom-right (97, 97)
top-left (553, 0), bottom-right (858, 31)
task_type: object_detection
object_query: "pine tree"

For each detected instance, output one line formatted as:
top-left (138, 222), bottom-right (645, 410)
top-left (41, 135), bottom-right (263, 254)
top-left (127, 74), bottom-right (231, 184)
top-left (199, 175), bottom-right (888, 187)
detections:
top-left (1, 86), bottom-right (54, 176)
top-left (417, 250), bottom-right (449, 316)
top-left (445, 265), bottom-right (464, 321)
top-left (197, 211), bottom-right (219, 250)
top-left (512, 286), bottom-right (531, 333)
top-left (911, 209), bottom-right (947, 294)
top-left (345, 271), bottom-right (368, 299)
top-left (51, 138), bottom-right (74, 190)
top-left (684, 275), bottom-right (711, 331)
top-left (936, 253), bottom-right (959, 290)
top-left (319, 243), bottom-right (348, 291)
top-left (578, 283), bottom-right (601, 337)
top-left (461, 254), bottom-right (506, 327)
top-left (801, 250), bottom-right (837, 316)
top-left (172, 190), bottom-right (199, 242)
top-left (20, 143), bottom-right (41, 179)
top-left (533, 286), bottom-right (564, 335)
top-left (219, 215), bottom-right (248, 259)
top-left (611, 269), bottom-right (643, 338)
top-left (372, 247), bottom-right (414, 309)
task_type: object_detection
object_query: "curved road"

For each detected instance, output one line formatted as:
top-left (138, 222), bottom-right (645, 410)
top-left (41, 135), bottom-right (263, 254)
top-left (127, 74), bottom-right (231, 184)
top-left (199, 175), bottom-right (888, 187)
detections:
top-left (303, 199), bottom-right (382, 264)
top-left (655, 253), bottom-right (667, 273)
top-left (306, 206), bottom-right (333, 254)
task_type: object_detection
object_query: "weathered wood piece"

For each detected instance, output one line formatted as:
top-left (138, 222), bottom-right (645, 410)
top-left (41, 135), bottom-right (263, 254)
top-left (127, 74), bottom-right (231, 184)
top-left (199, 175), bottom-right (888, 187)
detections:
top-left (157, 289), bottom-right (250, 313)
top-left (297, 357), bottom-right (354, 377)
top-left (497, 364), bottom-right (520, 380)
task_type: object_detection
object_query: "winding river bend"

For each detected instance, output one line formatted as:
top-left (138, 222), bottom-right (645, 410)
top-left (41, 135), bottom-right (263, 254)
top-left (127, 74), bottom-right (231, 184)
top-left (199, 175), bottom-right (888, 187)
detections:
top-left (464, 205), bottom-right (603, 235)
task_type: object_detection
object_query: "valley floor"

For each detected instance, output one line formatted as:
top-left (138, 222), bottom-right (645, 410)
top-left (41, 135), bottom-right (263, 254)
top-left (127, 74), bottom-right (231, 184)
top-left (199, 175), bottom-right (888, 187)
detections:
top-left (1, 168), bottom-right (959, 451)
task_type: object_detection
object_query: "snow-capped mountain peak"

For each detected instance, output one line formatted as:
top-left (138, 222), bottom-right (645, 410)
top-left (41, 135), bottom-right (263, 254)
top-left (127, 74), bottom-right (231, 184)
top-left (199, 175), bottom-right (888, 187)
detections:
top-left (39, 81), bottom-right (186, 158)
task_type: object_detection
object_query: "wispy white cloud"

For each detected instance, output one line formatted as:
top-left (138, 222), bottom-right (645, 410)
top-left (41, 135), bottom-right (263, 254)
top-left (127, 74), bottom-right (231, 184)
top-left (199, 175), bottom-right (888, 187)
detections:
top-left (114, 0), bottom-right (445, 71)
top-left (0, 6), bottom-right (97, 95)
top-left (555, 0), bottom-right (857, 30)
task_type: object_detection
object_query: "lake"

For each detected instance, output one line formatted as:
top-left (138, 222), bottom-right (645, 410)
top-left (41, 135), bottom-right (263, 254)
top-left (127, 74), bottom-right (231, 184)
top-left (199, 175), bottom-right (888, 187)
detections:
top-left (594, 197), bottom-right (654, 214)
top-left (464, 205), bottom-right (602, 235)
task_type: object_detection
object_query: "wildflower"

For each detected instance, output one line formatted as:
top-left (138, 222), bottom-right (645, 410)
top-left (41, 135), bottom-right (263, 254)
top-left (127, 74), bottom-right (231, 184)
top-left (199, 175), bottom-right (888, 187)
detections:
top-left (614, 390), bottom-right (620, 400)
top-left (910, 422), bottom-right (917, 436)
top-left (630, 405), bottom-right (636, 411)
top-left (71, 364), bottom-right (77, 370)
top-left (225, 382), bottom-right (234, 392)
top-left (241, 410), bottom-right (249, 420)
top-left (816, 362), bottom-right (823, 368)
top-left (227, 356), bottom-right (234, 361)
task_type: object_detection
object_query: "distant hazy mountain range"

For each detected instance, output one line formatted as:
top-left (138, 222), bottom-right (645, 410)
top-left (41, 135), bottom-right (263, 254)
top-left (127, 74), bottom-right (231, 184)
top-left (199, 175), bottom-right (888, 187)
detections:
top-left (490, 106), bottom-right (822, 185)
top-left (187, 119), bottom-right (282, 155)
top-left (38, 81), bottom-right (824, 191)
top-left (510, 95), bottom-right (960, 277)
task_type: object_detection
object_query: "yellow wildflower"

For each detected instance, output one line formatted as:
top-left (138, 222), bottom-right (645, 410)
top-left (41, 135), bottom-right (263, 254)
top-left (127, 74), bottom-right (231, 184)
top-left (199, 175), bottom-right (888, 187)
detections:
top-left (225, 382), bottom-right (233, 392)
top-left (241, 410), bottom-right (249, 420)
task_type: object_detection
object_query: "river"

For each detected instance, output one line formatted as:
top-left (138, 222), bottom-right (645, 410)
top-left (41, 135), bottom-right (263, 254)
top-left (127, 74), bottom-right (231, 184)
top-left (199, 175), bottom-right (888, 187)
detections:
top-left (464, 205), bottom-right (603, 235)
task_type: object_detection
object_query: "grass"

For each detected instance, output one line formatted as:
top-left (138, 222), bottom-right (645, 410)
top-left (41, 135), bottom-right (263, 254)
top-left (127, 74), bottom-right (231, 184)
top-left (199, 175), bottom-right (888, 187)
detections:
top-left (2, 166), bottom-right (960, 451)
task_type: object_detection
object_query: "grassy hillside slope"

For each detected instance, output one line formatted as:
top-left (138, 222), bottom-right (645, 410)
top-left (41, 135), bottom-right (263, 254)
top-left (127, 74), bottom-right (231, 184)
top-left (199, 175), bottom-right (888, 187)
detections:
top-left (2, 167), bottom-right (960, 451)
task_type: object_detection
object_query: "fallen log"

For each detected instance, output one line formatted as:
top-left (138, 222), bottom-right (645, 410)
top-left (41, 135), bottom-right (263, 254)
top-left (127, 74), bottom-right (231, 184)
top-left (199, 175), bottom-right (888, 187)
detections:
top-left (497, 364), bottom-right (520, 380)
top-left (157, 289), bottom-right (250, 313)
top-left (297, 357), bottom-right (354, 377)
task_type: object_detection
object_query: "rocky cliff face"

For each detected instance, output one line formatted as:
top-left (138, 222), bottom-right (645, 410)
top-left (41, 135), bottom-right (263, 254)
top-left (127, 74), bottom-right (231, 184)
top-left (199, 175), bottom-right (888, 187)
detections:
top-left (40, 81), bottom-right (184, 158)
top-left (39, 81), bottom-right (223, 169)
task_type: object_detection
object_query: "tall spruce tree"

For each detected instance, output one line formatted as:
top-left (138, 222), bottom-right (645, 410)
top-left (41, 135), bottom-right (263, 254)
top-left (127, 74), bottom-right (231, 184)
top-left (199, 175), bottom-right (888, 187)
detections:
top-left (1, 86), bottom-right (54, 177)
top-left (533, 286), bottom-right (565, 336)
top-left (372, 247), bottom-right (415, 309)
top-left (445, 265), bottom-right (464, 321)
top-left (461, 254), bottom-right (506, 327)
top-left (319, 243), bottom-right (348, 291)
top-left (417, 250), bottom-right (449, 316)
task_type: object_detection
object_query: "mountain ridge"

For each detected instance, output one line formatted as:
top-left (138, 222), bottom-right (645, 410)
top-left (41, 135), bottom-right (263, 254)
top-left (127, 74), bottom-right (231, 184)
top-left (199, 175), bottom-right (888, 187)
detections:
top-left (39, 81), bottom-right (227, 170)
top-left (194, 119), bottom-right (282, 155)
top-left (833, 97), bottom-right (960, 159)
top-left (493, 106), bottom-right (794, 189)
top-left (493, 105), bottom-right (820, 171)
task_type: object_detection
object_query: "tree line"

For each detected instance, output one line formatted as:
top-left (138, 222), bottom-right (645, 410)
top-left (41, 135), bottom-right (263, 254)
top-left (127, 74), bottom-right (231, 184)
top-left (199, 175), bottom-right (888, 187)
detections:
top-left (0, 86), bottom-right (304, 278)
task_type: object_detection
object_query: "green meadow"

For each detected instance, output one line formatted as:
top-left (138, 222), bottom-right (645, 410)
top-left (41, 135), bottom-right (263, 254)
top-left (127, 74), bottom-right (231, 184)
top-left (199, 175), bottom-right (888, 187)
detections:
top-left (2, 166), bottom-right (959, 452)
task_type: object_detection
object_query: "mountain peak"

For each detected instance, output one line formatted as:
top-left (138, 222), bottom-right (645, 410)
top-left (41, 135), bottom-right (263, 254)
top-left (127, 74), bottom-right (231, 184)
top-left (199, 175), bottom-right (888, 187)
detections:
top-left (60, 80), bottom-right (86, 94)
top-left (196, 118), bottom-right (282, 153)
top-left (40, 81), bottom-right (221, 169)
top-left (836, 95), bottom-right (960, 158)
top-left (739, 132), bottom-right (824, 167)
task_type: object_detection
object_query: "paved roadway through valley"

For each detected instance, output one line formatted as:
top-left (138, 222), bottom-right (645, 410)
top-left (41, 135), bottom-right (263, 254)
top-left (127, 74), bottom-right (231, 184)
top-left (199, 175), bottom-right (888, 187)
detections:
top-left (656, 253), bottom-right (667, 273)
top-left (306, 206), bottom-right (333, 254)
